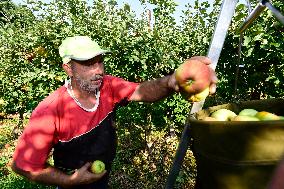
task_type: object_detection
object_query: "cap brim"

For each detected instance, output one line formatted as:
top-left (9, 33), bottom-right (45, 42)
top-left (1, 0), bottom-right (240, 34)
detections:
top-left (71, 50), bottom-right (111, 61)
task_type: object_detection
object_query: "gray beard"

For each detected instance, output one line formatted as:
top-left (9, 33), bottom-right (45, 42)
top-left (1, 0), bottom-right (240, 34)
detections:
top-left (73, 75), bottom-right (102, 93)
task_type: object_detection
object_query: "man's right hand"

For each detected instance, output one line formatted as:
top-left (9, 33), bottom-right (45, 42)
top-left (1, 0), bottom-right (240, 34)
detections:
top-left (11, 160), bottom-right (106, 188)
top-left (67, 162), bottom-right (107, 187)
top-left (174, 56), bottom-right (217, 95)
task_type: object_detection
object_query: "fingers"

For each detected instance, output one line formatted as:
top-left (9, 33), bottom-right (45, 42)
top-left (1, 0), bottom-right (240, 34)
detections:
top-left (209, 83), bottom-right (217, 94)
top-left (81, 162), bottom-right (107, 174)
top-left (209, 67), bottom-right (218, 95)
top-left (174, 84), bottom-right (180, 92)
top-left (189, 56), bottom-right (212, 65)
top-left (94, 170), bottom-right (107, 178)
top-left (81, 162), bottom-right (107, 178)
top-left (210, 68), bottom-right (218, 84)
top-left (88, 169), bottom-right (107, 183)
top-left (168, 73), bottom-right (180, 92)
top-left (81, 162), bottom-right (92, 171)
top-left (185, 56), bottom-right (218, 95)
top-left (70, 163), bottom-right (107, 185)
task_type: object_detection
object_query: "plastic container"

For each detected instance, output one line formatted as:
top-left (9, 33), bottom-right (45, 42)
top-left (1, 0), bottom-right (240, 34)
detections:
top-left (188, 98), bottom-right (284, 189)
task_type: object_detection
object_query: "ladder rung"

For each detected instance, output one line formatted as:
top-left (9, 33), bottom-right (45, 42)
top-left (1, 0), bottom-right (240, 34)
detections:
top-left (239, 0), bottom-right (284, 33)
top-left (239, 1), bottom-right (266, 33)
top-left (264, 1), bottom-right (284, 25)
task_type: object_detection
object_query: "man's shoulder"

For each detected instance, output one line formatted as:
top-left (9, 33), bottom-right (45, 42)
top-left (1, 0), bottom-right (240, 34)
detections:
top-left (103, 75), bottom-right (132, 85)
top-left (103, 75), bottom-right (120, 81)
top-left (33, 86), bottom-right (67, 114)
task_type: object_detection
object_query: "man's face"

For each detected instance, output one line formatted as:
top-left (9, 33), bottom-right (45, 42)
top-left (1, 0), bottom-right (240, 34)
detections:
top-left (70, 55), bottom-right (105, 93)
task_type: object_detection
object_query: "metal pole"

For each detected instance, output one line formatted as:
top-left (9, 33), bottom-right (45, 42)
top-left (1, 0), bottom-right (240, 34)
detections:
top-left (246, 0), bottom-right (252, 13)
top-left (264, 1), bottom-right (284, 25)
top-left (165, 1), bottom-right (238, 188)
top-left (239, 1), bottom-right (266, 33)
top-left (190, 0), bottom-right (238, 115)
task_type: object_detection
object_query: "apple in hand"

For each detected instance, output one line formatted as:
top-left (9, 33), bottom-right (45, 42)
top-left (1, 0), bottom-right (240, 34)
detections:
top-left (90, 160), bottom-right (105, 174)
top-left (210, 109), bottom-right (237, 121)
top-left (175, 58), bottom-right (213, 102)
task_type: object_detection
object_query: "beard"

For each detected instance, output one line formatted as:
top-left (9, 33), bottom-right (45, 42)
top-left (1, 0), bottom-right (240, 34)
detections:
top-left (73, 74), bottom-right (103, 93)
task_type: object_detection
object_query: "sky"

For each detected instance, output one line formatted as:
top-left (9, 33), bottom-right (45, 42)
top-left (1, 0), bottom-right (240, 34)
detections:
top-left (10, 0), bottom-right (212, 25)
top-left (11, 0), bottom-right (247, 25)
top-left (116, 0), bottom-right (190, 24)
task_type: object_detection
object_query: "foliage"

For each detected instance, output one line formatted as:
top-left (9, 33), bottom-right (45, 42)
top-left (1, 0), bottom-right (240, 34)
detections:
top-left (0, 0), bottom-right (284, 188)
top-left (110, 130), bottom-right (196, 189)
top-left (0, 118), bottom-right (54, 189)
top-left (0, 0), bottom-right (17, 26)
top-left (216, 0), bottom-right (284, 103)
top-left (0, 0), bottom-right (220, 128)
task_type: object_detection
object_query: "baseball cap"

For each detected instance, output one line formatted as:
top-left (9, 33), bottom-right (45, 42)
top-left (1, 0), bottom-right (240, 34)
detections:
top-left (59, 36), bottom-right (110, 64)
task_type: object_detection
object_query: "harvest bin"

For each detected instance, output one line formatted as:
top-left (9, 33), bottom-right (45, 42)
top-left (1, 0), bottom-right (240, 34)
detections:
top-left (188, 98), bottom-right (284, 189)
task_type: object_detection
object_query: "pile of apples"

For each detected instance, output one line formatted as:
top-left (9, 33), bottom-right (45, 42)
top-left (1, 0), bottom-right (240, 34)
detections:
top-left (203, 108), bottom-right (284, 121)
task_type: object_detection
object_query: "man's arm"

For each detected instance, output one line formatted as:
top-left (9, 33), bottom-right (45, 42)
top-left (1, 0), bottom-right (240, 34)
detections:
top-left (130, 56), bottom-right (217, 102)
top-left (11, 161), bottom-right (106, 188)
top-left (129, 74), bottom-right (178, 102)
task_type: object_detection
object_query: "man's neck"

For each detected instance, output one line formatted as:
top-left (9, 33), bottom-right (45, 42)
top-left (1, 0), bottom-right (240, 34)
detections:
top-left (70, 82), bottom-right (98, 109)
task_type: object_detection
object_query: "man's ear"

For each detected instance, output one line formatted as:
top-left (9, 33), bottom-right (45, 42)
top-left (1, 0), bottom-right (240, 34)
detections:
top-left (62, 62), bottom-right (73, 77)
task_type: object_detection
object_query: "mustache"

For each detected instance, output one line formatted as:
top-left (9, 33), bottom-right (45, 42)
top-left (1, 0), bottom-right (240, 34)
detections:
top-left (90, 75), bottom-right (103, 81)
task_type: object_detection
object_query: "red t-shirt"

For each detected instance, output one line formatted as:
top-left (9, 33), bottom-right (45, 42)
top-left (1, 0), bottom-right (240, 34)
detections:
top-left (13, 75), bottom-right (138, 172)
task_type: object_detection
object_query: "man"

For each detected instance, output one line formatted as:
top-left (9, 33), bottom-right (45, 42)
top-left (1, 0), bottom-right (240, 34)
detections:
top-left (11, 36), bottom-right (217, 189)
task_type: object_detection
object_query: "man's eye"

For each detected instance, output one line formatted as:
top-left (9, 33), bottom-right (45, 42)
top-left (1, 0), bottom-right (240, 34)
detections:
top-left (84, 61), bottom-right (94, 66)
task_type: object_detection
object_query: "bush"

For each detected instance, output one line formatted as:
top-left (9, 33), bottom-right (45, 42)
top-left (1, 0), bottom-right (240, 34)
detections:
top-left (1, 0), bottom-right (284, 188)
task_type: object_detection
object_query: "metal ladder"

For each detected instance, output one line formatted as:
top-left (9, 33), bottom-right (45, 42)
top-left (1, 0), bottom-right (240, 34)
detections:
top-left (165, 0), bottom-right (284, 188)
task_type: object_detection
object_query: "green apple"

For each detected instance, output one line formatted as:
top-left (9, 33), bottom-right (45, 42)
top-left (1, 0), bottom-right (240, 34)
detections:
top-left (231, 115), bottom-right (260, 121)
top-left (238, 109), bottom-right (258, 117)
top-left (255, 111), bottom-right (280, 121)
top-left (210, 108), bottom-right (237, 121)
top-left (90, 160), bottom-right (105, 174)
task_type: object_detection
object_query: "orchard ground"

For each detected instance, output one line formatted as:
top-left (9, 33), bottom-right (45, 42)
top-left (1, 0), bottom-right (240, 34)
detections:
top-left (0, 114), bottom-right (197, 189)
